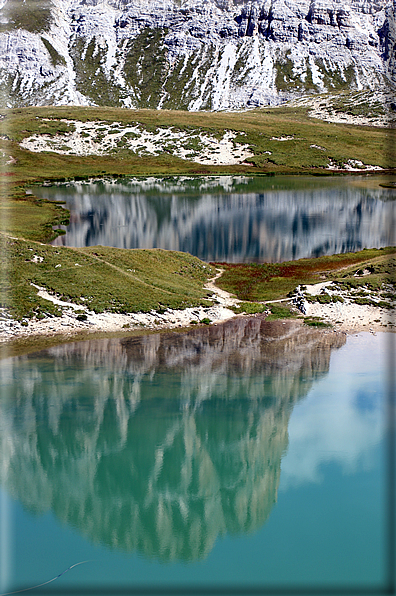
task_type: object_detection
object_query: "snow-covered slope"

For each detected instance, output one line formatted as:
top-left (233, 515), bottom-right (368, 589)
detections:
top-left (0, 0), bottom-right (394, 109)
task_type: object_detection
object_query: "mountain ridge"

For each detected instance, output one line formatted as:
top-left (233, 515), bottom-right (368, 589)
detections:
top-left (0, 0), bottom-right (394, 109)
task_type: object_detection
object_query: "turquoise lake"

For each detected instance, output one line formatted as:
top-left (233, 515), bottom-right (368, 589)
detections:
top-left (0, 325), bottom-right (393, 594)
top-left (3, 175), bottom-right (395, 594)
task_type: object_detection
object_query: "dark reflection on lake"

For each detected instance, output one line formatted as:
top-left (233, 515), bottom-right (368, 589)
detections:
top-left (32, 175), bottom-right (395, 262)
top-left (0, 320), bottom-right (345, 562)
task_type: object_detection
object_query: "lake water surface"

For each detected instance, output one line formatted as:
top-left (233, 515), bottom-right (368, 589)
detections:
top-left (5, 175), bottom-right (395, 594)
top-left (0, 324), bottom-right (393, 593)
top-left (32, 175), bottom-right (395, 262)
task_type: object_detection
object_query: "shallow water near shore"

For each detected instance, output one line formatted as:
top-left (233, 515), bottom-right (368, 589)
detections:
top-left (32, 174), bottom-right (396, 262)
top-left (0, 324), bottom-right (393, 593)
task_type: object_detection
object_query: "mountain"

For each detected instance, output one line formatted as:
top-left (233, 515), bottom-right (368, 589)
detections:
top-left (0, 0), bottom-right (394, 110)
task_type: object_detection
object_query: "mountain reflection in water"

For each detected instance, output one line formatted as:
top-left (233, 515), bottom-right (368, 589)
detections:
top-left (34, 175), bottom-right (395, 262)
top-left (0, 319), bottom-right (345, 562)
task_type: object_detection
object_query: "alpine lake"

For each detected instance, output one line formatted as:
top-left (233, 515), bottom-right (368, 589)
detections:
top-left (1, 175), bottom-right (395, 595)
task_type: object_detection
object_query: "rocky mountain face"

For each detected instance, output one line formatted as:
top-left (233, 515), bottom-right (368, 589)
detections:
top-left (0, 0), bottom-right (394, 109)
top-left (0, 320), bottom-right (345, 560)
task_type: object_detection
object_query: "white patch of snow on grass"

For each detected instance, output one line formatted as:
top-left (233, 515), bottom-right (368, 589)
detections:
top-left (270, 136), bottom-right (294, 141)
top-left (20, 119), bottom-right (254, 166)
top-left (327, 158), bottom-right (383, 171)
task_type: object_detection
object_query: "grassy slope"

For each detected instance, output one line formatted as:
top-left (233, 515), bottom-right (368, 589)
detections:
top-left (0, 105), bottom-right (395, 325)
top-left (214, 248), bottom-right (396, 323)
top-left (1, 105), bottom-right (395, 242)
top-left (1, 235), bottom-right (215, 320)
top-left (214, 248), bottom-right (396, 302)
top-left (6, 105), bottom-right (395, 168)
top-left (0, 0), bottom-right (53, 34)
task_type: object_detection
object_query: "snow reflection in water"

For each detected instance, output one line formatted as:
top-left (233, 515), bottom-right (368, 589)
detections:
top-left (31, 175), bottom-right (396, 262)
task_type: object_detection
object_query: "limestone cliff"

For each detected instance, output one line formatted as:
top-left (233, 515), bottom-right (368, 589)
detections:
top-left (0, 0), bottom-right (394, 109)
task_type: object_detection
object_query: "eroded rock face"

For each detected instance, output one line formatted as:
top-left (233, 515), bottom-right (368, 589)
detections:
top-left (0, 320), bottom-right (345, 561)
top-left (0, 0), bottom-right (393, 109)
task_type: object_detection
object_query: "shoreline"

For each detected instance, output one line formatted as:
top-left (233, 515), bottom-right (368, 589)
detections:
top-left (1, 272), bottom-right (393, 358)
top-left (0, 270), bottom-right (238, 352)
top-left (289, 279), bottom-right (394, 335)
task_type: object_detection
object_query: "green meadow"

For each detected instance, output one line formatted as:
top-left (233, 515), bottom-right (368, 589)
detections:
top-left (0, 235), bottom-right (215, 320)
top-left (1, 104), bottom-right (394, 241)
top-left (215, 248), bottom-right (396, 319)
top-left (0, 105), bottom-right (395, 326)
top-left (215, 248), bottom-right (396, 302)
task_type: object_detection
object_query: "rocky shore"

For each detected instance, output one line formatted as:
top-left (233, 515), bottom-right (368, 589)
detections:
top-left (290, 279), bottom-right (394, 334)
top-left (0, 270), bottom-right (392, 347)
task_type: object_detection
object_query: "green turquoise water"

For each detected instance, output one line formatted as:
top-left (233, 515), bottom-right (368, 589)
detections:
top-left (0, 324), bottom-right (392, 594)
